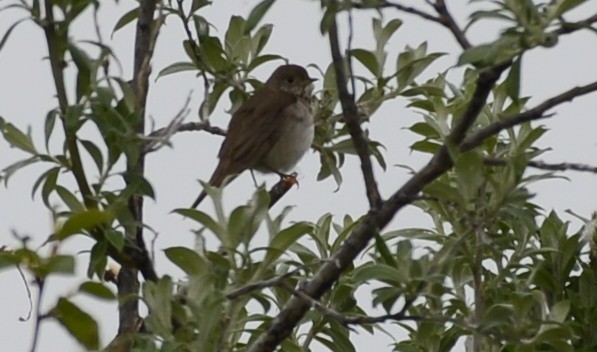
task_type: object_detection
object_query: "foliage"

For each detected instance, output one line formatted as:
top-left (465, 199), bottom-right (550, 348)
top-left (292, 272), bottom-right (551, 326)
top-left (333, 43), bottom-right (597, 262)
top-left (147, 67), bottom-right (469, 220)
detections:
top-left (1, 0), bottom-right (597, 351)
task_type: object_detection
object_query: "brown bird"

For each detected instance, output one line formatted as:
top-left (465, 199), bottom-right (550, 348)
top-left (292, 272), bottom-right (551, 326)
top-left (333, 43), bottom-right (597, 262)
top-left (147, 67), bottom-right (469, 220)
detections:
top-left (191, 64), bottom-right (316, 208)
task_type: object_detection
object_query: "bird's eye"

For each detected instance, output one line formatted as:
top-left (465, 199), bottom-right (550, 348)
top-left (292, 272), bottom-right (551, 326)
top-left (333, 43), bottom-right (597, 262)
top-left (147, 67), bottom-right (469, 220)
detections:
top-left (286, 77), bottom-right (294, 84)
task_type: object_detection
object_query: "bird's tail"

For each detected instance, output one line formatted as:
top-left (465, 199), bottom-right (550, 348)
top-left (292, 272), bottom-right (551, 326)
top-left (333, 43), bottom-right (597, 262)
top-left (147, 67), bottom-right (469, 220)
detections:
top-left (190, 161), bottom-right (231, 208)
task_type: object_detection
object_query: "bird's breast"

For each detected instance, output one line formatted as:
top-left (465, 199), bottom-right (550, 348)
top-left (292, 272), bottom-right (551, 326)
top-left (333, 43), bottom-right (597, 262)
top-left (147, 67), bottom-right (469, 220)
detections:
top-left (259, 99), bottom-right (314, 172)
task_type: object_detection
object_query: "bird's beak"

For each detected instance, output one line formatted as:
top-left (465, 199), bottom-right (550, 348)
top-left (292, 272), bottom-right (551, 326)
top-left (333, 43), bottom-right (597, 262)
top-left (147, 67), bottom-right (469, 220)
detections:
top-left (309, 78), bottom-right (318, 82)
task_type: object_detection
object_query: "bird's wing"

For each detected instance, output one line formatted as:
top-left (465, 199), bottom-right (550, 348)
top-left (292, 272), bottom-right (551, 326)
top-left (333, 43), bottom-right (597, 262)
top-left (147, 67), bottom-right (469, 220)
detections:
top-left (217, 86), bottom-right (296, 173)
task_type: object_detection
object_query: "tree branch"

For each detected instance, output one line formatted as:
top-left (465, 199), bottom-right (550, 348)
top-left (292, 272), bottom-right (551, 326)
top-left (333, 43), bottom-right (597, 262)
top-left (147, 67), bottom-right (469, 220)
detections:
top-left (42, 1), bottom-right (95, 209)
top-left (485, 157), bottom-right (597, 174)
top-left (432, 0), bottom-right (471, 49)
top-left (329, 17), bottom-right (383, 208)
top-left (117, 0), bottom-right (160, 342)
top-left (461, 80), bottom-right (597, 151)
top-left (352, 0), bottom-right (470, 49)
top-left (246, 62), bottom-right (510, 352)
top-left (554, 12), bottom-right (597, 35)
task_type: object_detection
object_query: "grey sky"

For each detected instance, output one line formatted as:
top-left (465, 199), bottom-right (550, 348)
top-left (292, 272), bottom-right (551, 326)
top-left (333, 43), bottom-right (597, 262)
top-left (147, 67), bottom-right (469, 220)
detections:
top-left (1, 0), bottom-right (597, 351)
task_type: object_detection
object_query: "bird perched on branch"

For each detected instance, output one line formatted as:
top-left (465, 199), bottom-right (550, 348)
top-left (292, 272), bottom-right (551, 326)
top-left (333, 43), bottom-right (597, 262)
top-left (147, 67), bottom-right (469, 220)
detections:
top-left (191, 64), bottom-right (316, 208)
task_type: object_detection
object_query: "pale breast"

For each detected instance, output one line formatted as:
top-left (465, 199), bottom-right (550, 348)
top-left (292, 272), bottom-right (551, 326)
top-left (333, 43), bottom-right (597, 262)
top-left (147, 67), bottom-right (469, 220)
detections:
top-left (258, 98), bottom-right (314, 172)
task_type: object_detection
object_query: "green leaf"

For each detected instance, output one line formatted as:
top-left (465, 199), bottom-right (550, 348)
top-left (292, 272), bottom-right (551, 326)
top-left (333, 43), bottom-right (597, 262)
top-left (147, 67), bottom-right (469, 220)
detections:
top-left (143, 278), bottom-right (174, 337)
top-left (548, 300), bottom-right (570, 323)
top-left (44, 109), bottom-right (58, 151)
top-left (250, 24), bottom-right (273, 57)
top-left (164, 247), bottom-right (205, 276)
top-left (198, 36), bottom-right (228, 72)
top-left (248, 54), bottom-right (283, 72)
top-left (156, 62), bottom-right (197, 81)
top-left (351, 49), bottom-right (379, 77)
top-left (245, 0), bottom-right (275, 33)
top-left (112, 7), bottom-right (138, 36)
top-left (53, 298), bottom-right (99, 350)
top-left (377, 18), bottom-right (402, 49)
top-left (79, 281), bottom-right (116, 300)
top-left (55, 185), bottom-right (85, 212)
top-left (45, 255), bottom-right (75, 275)
top-left (454, 151), bottom-right (484, 204)
top-left (87, 240), bottom-right (107, 279)
top-left (505, 56), bottom-right (521, 100)
top-left (31, 166), bottom-right (60, 206)
top-left (553, 0), bottom-right (588, 18)
top-left (352, 263), bottom-right (405, 285)
top-left (68, 44), bottom-right (93, 101)
top-left (0, 252), bottom-right (19, 270)
top-left (172, 208), bottom-right (224, 237)
top-left (80, 140), bottom-right (103, 173)
top-left (0, 18), bottom-right (26, 53)
top-left (104, 229), bottom-right (125, 252)
top-left (0, 156), bottom-right (38, 186)
top-left (0, 117), bottom-right (37, 154)
top-left (262, 222), bottom-right (312, 269)
top-left (57, 209), bottom-right (113, 239)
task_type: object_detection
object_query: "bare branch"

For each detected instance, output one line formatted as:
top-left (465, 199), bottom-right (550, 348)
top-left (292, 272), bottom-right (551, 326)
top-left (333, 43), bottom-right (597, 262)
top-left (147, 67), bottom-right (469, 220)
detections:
top-left (352, 1), bottom-right (470, 49)
top-left (432, 0), bottom-right (471, 49)
top-left (353, 1), bottom-right (440, 23)
top-left (485, 157), bottom-right (597, 174)
top-left (329, 18), bottom-right (383, 208)
top-left (226, 267), bottom-right (303, 300)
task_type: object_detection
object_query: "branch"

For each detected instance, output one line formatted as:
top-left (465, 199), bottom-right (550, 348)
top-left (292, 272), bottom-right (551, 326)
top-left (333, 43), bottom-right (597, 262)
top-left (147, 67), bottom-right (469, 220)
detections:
top-left (353, 1), bottom-right (439, 22)
top-left (432, 0), bottom-right (471, 49)
top-left (29, 278), bottom-right (46, 352)
top-left (485, 157), bottom-right (597, 174)
top-left (226, 267), bottom-right (303, 300)
top-left (42, 1), bottom-right (94, 209)
top-left (329, 18), bottom-right (383, 208)
top-left (117, 0), bottom-right (160, 342)
top-left (554, 13), bottom-right (597, 35)
top-left (352, 1), bottom-right (470, 49)
top-left (283, 280), bottom-right (464, 327)
top-left (246, 63), bottom-right (509, 352)
top-left (461, 80), bottom-right (597, 151)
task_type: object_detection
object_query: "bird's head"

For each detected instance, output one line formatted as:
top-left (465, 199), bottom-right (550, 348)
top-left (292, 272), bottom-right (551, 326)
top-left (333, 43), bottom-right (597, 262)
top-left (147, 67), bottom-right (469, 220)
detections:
top-left (266, 64), bottom-right (317, 98)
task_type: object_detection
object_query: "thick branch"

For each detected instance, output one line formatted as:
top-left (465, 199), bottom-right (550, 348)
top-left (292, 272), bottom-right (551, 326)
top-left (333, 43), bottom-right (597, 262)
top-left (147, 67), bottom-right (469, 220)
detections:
top-left (246, 63), bottom-right (509, 352)
top-left (329, 18), bottom-right (383, 208)
top-left (117, 0), bottom-right (159, 341)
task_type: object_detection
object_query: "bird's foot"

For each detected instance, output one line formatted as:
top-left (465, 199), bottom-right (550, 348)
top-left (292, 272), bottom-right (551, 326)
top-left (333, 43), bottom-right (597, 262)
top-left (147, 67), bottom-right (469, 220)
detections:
top-left (280, 171), bottom-right (299, 189)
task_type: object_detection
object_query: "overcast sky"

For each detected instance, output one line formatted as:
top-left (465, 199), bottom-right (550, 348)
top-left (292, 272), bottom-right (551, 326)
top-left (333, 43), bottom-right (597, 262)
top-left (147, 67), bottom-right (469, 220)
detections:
top-left (1, 0), bottom-right (597, 351)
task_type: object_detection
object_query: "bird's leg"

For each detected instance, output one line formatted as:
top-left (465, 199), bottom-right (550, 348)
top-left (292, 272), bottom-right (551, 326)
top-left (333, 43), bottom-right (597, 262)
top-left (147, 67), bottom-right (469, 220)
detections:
top-left (262, 166), bottom-right (300, 189)
top-left (250, 169), bottom-right (259, 188)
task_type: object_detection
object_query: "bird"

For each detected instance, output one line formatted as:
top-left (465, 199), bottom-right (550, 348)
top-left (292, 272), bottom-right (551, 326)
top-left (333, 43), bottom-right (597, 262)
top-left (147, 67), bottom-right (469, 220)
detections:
top-left (190, 64), bottom-right (316, 208)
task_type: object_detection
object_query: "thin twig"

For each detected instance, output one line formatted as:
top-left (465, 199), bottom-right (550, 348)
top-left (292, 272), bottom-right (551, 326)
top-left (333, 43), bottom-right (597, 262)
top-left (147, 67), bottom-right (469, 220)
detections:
top-left (353, 1), bottom-right (440, 23)
top-left (29, 279), bottom-right (45, 352)
top-left (485, 157), bottom-right (597, 174)
top-left (329, 17), bottom-right (383, 208)
top-left (282, 281), bottom-right (466, 327)
top-left (432, 0), bottom-right (471, 49)
top-left (226, 267), bottom-right (304, 300)
top-left (351, 0), bottom-right (470, 49)
top-left (554, 13), bottom-right (597, 35)
top-left (17, 265), bottom-right (33, 322)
